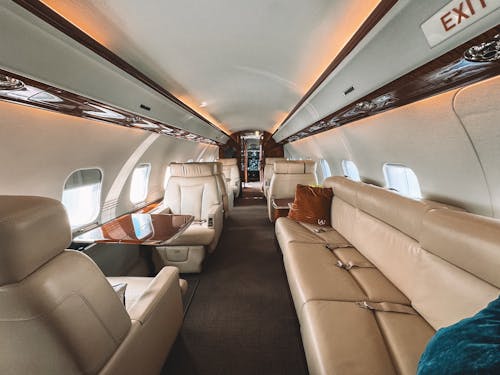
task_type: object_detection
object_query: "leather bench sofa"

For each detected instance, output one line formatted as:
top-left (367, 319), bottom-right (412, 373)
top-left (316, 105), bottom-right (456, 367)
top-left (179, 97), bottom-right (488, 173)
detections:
top-left (275, 176), bottom-right (500, 375)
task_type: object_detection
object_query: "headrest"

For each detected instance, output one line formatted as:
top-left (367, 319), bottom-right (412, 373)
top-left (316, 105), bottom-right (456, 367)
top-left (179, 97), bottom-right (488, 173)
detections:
top-left (356, 183), bottom-right (456, 240)
top-left (421, 209), bottom-right (500, 288)
top-left (212, 162), bottom-right (223, 175)
top-left (218, 158), bottom-right (237, 166)
top-left (324, 176), bottom-right (460, 241)
top-left (323, 176), bottom-right (359, 207)
top-left (274, 160), bottom-right (316, 174)
top-left (0, 196), bottom-right (71, 285)
top-left (265, 157), bottom-right (285, 165)
top-left (170, 163), bottom-right (214, 177)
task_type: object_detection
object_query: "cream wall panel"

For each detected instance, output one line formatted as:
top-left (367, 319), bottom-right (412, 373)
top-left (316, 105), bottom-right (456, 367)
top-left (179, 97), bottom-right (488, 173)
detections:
top-left (453, 76), bottom-right (500, 218)
top-left (0, 100), bottom-right (217, 222)
top-left (285, 82), bottom-right (497, 217)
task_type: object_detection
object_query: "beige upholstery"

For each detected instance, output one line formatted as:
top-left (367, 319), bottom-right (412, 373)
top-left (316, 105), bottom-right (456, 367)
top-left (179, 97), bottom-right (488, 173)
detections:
top-left (0, 196), bottom-right (183, 375)
top-left (212, 162), bottom-right (233, 218)
top-left (275, 176), bottom-right (500, 374)
top-left (218, 158), bottom-right (241, 197)
top-left (156, 162), bottom-right (224, 273)
top-left (262, 157), bottom-right (285, 198)
top-left (267, 160), bottom-right (317, 222)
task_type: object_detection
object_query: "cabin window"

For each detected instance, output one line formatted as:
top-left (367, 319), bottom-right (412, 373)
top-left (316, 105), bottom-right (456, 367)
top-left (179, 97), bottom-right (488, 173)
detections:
top-left (130, 163), bottom-right (151, 204)
top-left (341, 160), bottom-right (361, 181)
top-left (319, 159), bottom-right (332, 182)
top-left (62, 168), bottom-right (102, 229)
top-left (163, 166), bottom-right (172, 189)
top-left (383, 163), bottom-right (422, 199)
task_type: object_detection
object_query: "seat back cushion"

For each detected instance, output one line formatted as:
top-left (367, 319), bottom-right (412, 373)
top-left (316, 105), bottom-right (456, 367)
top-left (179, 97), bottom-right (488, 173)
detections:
top-left (325, 176), bottom-right (499, 329)
top-left (0, 250), bottom-right (131, 375)
top-left (165, 176), bottom-right (220, 220)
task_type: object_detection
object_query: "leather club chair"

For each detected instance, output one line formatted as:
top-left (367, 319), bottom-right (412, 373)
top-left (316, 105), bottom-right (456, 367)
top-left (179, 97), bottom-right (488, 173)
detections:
top-left (262, 157), bottom-right (286, 199)
top-left (218, 158), bottom-right (241, 198)
top-left (267, 160), bottom-right (317, 222)
top-left (0, 195), bottom-right (184, 375)
top-left (155, 163), bottom-right (224, 273)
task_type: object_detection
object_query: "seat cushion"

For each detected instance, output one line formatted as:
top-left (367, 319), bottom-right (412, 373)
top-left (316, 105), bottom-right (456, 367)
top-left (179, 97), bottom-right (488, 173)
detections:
top-left (275, 217), bottom-right (326, 252)
top-left (283, 243), bottom-right (366, 317)
top-left (167, 223), bottom-right (215, 246)
top-left (107, 276), bottom-right (152, 311)
top-left (301, 300), bottom-right (397, 375)
top-left (299, 222), bottom-right (350, 246)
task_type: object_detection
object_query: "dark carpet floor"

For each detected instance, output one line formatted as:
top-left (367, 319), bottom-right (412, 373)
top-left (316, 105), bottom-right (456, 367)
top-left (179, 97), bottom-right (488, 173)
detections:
top-left (162, 189), bottom-right (308, 375)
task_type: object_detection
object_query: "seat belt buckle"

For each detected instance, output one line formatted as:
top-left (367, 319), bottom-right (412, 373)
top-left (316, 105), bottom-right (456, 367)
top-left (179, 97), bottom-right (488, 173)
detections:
top-left (335, 260), bottom-right (354, 270)
top-left (356, 301), bottom-right (374, 310)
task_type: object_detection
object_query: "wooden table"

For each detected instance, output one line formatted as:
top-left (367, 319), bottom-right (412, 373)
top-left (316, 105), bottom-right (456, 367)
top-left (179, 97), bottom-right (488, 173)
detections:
top-left (73, 213), bottom-right (194, 246)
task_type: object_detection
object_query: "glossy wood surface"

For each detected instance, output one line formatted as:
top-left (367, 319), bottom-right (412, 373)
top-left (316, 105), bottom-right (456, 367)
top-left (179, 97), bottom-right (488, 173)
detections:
top-left (0, 68), bottom-right (220, 145)
top-left (73, 213), bottom-right (194, 245)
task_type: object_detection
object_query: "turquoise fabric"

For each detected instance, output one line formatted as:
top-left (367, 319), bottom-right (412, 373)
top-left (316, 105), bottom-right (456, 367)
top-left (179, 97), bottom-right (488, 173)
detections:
top-left (417, 296), bottom-right (500, 375)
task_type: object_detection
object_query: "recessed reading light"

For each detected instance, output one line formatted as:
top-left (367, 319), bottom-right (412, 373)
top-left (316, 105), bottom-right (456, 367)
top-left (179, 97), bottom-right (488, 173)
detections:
top-left (200, 101), bottom-right (208, 108)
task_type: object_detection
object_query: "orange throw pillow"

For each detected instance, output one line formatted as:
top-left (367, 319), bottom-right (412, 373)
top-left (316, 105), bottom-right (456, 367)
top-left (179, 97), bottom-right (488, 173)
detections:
top-left (288, 184), bottom-right (333, 226)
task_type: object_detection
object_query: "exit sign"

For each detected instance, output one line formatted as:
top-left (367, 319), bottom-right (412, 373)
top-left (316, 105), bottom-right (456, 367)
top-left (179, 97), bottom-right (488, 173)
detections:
top-left (421, 0), bottom-right (500, 47)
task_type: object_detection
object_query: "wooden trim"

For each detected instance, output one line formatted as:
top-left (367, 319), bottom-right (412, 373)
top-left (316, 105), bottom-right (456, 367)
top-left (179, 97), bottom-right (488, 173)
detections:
top-left (11, 0), bottom-right (229, 138)
top-left (272, 0), bottom-right (398, 135)
top-left (0, 68), bottom-right (221, 145)
top-left (279, 27), bottom-right (500, 144)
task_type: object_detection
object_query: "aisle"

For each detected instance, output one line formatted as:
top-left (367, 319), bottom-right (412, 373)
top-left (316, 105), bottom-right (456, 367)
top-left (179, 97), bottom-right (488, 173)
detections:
top-left (162, 189), bottom-right (308, 375)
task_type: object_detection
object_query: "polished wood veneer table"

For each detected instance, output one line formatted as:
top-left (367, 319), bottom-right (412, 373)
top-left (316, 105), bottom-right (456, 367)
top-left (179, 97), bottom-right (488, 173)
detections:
top-left (73, 213), bottom-right (194, 245)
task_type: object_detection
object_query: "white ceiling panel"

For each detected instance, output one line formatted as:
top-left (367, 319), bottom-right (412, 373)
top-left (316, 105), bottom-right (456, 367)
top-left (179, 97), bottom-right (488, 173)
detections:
top-left (41, 0), bottom-right (381, 134)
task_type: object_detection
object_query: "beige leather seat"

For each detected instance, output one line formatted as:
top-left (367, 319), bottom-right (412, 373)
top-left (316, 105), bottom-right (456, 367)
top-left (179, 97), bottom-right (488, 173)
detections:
top-left (267, 160), bottom-right (317, 222)
top-left (0, 196), bottom-right (184, 375)
top-left (262, 157), bottom-right (285, 199)
top-left (212, 161), bottom-right (233, 218)
top-left (155, 163), bottom-right (224, 273)
top-left (218, 158), bottom-right (241, 198)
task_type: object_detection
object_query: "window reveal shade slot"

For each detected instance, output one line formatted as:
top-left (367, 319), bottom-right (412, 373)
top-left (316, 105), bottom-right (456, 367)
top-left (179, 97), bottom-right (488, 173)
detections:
top-left (140, 104), bottom-right (151, 111)
top-left (64, 169), bottom-right (102, 189)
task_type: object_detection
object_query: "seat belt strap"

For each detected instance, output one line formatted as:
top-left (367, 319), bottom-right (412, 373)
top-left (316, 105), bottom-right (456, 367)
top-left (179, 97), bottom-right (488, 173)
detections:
top-left (356, 301), bottom-right (417, 315)
top-left (325, 243), bottom-right (353, 251)
top-left (335, 260), bottom-right (373, 270)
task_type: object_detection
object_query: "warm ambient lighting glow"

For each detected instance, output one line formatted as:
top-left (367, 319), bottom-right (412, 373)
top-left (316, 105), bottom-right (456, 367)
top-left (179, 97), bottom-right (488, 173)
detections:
top-left (40, 0), bottom-right (229, 135)
top-left (270, 0), bottom-right (382, 134)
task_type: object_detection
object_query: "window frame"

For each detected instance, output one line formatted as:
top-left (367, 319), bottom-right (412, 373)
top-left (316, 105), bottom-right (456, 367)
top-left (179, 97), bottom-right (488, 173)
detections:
top-left (61, 167), bottom-right (103, 231)
top-left (319, 159), bottom-right (332, 182)
top-left (341, 160), bottom-right (361, 181)
top-left (382, 163), bottom-right (422, 199)
top-left (129, 163), bottom-right (152, 205)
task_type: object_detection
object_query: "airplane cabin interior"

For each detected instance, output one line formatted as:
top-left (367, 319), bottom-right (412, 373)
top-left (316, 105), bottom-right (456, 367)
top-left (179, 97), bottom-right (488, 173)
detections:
top-left (0, 1), bottom-right (499, 374)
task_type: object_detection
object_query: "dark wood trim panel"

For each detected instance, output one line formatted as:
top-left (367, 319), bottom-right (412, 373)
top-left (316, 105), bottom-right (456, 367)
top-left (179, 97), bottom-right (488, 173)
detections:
top-left (11, 0), bottom-right (229, 138)
top-left (0, 68), bottom-right (221, 145)
top-left (280, 27), bottom-right (500, 144)
top-left (272, 0), bottom-right (398, 135)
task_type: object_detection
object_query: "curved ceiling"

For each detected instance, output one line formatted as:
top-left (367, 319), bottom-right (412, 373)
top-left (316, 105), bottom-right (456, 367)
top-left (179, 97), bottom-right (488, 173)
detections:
top-left (40, 0), bottom-right (381, 134)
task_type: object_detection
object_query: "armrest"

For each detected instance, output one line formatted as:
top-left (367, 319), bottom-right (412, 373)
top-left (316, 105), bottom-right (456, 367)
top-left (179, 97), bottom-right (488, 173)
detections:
top-left (127, 266), bottom-right (182, 324)
top-left (149, 202), bottom-right (171, 215)
top-left (207, 203), bottom-right (224, 228)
